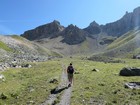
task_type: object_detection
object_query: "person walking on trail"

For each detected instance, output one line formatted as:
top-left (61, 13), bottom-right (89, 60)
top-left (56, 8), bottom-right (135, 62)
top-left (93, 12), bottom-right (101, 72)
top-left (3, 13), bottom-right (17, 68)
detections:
top-left (67, 63), bottom-right (74, 87)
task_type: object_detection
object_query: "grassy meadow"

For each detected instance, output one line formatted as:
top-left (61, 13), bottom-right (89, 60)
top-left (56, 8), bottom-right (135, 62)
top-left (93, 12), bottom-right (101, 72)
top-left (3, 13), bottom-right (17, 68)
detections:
top-left (0, 60), bottom-right (62, 105)
top-left (0, 57), bottom-right (140, 105)
top-left (62, 58), bottom-right (140, 105)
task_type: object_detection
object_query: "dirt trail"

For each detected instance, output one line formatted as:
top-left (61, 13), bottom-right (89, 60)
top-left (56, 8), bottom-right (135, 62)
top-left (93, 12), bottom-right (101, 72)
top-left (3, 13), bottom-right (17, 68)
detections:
top-left (57, 86), bottom-right (72, 105)
top-left (57, 64), bottom-right (72, 105)
top-left (41, 64), bottom-right (72, 105)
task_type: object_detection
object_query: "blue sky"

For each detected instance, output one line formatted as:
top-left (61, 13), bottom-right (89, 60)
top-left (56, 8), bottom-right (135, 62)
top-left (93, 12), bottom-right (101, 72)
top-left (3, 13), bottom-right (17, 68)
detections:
top-left (0, 0), bottom-right (140, 35)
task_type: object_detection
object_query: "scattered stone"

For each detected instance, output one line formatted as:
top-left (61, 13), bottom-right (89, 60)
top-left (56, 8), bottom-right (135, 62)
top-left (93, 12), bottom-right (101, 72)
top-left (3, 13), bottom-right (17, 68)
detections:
top-left (0, 74), bottom-right (5, 82)
top-left (113, 89), bottom-right (121, 94)
top-left (11, 59), bottom-right (17, 64)
top-left (92, 68), bottom-right (99, 72)
top-left (27, 100), bottom-right (35, 104)
top-left (74, 71), bottom-right (80, 74)
top-left (0, 93), bottom-right (7, 100)
top-left (120, 67), bottom-right (140, 76)
top-left (49, 78), bottom-right (58, 84)
top-left (11, 93), bottom-right (18, 99)
top-left (133, 55), bottom-right (140, 59)
top-left (0, 64), bottom-right (7, 71)
top-left (98, 83), bottom-right (105, 86)
top-left (125, 82), bottom-right (140, 89)
top-left (24, 64), bottom-right (32, 68)
top-left (89, 97), bottom-right (104, 105)
top-left (28, 86), bottom-right (35, 92)
top-left (85, 87), bottom-right (90, 90)
top-left (112, 100), bottom-right (117, 104)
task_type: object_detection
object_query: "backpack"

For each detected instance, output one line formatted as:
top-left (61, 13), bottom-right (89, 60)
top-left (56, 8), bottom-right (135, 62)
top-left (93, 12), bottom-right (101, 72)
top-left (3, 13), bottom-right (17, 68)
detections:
top-left (68, 66), bottom-right (74, 74)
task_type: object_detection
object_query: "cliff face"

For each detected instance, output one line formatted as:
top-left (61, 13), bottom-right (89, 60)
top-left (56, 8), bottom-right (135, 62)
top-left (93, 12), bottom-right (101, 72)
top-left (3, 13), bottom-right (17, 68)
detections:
top-left (101, 12), bottom-right (133, 36)
top-left (84, 21), bottom-right (101, 35)
top-left (60, 24), bottom-right (87, 45)
top-left (85, 7), bottom-right (140, 37)
top-left (21, 7), bottom-right (140, 44)
top-left (21, 20), bottom-right (65, 40)
top-left (22, 21), bottom-right (89, 45)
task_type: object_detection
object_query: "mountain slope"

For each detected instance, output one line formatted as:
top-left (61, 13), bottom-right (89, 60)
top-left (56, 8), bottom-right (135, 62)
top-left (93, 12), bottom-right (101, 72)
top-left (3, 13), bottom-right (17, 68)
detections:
top-left (35, 36), bottom-right (101, 56)
top-left (85, 7), bottom-right (140, 37)
top-left (84, 21), bottom-right (101, 35)
top-left (96, 29), bottom-right (140, 58)
top-left (21, 6), bottom-right (140, 56)
top-left (21, 20), bottom-right (65, 40)
top-left (21, 21), bottom-right (91, 45)
top-left (60, 24), bottom-right (88, 45)
top-left (0, 35), bottom-right (61, 63)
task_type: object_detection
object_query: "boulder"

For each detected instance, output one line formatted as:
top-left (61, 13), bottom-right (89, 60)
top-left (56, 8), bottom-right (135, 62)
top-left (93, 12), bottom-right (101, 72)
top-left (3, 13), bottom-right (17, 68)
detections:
top-left (49, 78), bottom-right (58, 84)
top-left (0, 93), bottom-right (7, 99)
top-left (133, 55), bottom-right (140, 59)
top-left (119, 67), bottom-right (140, 76)
top-left (74, 71), bottom-right (80, 74)
top-left (125, 82), bottom-right (140, 89)
top-left (0, 74), bottom-right (5, 82)
top-left (21, 64), bottom-right (32, 68)
top-left (92, 68), bottom-right (99, 72)
top-left (0, 65), bottom-right (4, 71)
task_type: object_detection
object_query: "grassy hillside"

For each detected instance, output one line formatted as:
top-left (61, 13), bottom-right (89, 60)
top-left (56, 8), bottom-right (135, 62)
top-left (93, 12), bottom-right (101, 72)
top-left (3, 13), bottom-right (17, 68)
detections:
top-left (0, 41), bottom-right (13, 52)
top-left (11, 35), bottom-right (26, 41)
top-left (96, 29), bottom-right (140, 58)
top-left (0, 35), bottom-right (62, 63)
top-left (35, 37), bottom-right (100, 56)
top-left (106, 30), bottom-right (137, 50)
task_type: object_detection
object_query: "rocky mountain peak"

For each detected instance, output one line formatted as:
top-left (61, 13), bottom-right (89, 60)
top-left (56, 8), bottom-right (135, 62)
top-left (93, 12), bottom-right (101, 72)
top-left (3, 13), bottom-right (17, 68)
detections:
top-left (64, 24), bottom-right (83, 35)
top-left (21, 6), bottom-right (140, 44)
top-left (84, 6), bottom-right (140, 37)
top-left (67, 24), bottom-right (78, 29)
top-left (21, 20), bottom-right (65, 40)
top-left (84, 21), bottom-right (101, 35)
top-left (125, 11), bottom-right (129, 14)
top-left (89, 21), bottom-right (99, 27)
top-left (60, 24), bottom-right (87, 45)
top-left (52, 20), bottom-right (61, 25)
top-left (133, 6), bottom-right (140, 13)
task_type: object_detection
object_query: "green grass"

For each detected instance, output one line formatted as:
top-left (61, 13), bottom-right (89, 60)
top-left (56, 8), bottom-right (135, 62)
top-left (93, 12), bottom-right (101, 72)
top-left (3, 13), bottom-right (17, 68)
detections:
top-left (0, 58), bottom-right (140, 105)
top-left (0, 41), bottom-right (13, 52)
top-left (98, 30), bottom-right (140, 58)
top-left (50, 51), bottom-right (63, 57)
top-left (61, 58), bottom-right (140, 105)
top-left (11, 35), bottom-right (25, 41)
top-left (0, 60), bottom-right (62, 105)
top-left (106, 30), bottom-right (138, 50)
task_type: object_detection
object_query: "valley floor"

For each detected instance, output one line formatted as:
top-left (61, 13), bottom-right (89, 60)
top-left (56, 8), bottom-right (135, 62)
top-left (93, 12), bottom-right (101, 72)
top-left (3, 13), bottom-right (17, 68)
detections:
top-left (0, 57), bottom-right (140, 105)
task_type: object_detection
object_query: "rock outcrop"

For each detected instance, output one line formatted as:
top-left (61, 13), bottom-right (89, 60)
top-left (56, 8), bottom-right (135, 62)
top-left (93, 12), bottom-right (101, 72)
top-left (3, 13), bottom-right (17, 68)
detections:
top-left (22, 22), bottom-right (89, 45)
top-left (85, 7), bottom-right (140, 37)
top-left (120, 67), bottom-right (140, 76)
top-left (21, 20), bottom-right (65, 40)
top-left (0, 35), bottom-right (61, 71)
top-left (125, 82), bottom-right (140, 89)
top-left (60, 24), bottom-right (87, 45)
top-left (84, 21), bottom-right (101, 35)
top-left (21, 7), bottom-right (140, 45)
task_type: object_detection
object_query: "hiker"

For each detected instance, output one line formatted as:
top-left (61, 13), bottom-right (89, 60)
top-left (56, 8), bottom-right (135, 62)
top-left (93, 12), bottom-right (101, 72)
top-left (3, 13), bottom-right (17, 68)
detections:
top-left (67, 63), bottom-right (74, 87)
